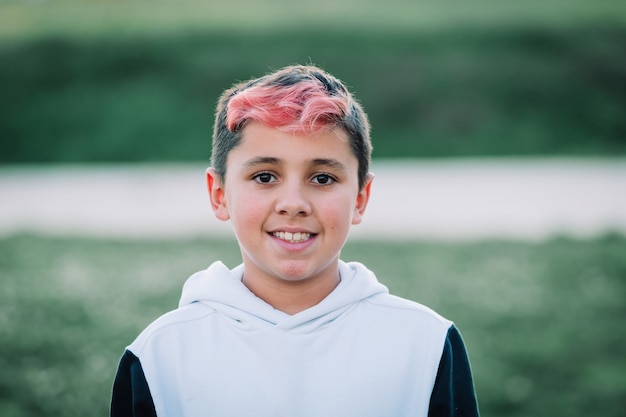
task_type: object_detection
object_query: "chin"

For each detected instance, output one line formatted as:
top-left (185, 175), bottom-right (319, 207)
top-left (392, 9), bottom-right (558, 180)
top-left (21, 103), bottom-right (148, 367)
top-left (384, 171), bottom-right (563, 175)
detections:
top-left (277, 266), bottom-right (313, 282)
top-left (271, 261), bottom-right (319, 282)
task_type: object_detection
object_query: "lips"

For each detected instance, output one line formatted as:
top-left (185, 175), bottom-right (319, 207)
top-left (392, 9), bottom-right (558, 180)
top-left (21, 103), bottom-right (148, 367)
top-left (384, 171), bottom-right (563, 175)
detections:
top-left (271, 231), bottom-right (313, 243)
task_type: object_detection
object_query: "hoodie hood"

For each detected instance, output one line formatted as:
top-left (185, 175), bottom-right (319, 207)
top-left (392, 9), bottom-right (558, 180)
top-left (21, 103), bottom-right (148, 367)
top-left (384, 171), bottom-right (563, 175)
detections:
top-left (178, 260), bottom-right (388, 333)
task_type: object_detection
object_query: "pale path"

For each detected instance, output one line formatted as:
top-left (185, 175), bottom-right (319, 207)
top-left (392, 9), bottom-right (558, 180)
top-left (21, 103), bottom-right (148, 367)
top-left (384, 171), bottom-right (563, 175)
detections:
top-left (1, 158), bottom-right (625, 241)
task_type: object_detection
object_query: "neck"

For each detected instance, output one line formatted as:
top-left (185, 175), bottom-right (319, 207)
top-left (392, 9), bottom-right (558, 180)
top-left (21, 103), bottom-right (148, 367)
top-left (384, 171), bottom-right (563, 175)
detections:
top-left (242, 272), bottom-right (340, 315)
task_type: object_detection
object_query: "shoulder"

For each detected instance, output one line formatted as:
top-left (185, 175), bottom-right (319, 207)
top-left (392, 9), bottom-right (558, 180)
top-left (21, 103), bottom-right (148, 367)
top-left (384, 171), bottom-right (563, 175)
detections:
top-left (128, 303), bottom-right (217, 355)
top-left (365, 292), bottom-right (453, 329)
top-left (349, 292), bottom-right (455, 355)
top-left (340, 260), bottom-right (453, 332)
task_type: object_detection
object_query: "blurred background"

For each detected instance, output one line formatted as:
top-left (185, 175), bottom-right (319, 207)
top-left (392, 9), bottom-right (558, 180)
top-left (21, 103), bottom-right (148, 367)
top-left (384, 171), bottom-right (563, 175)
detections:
top-left (1, 0), bottom-right (625, 416)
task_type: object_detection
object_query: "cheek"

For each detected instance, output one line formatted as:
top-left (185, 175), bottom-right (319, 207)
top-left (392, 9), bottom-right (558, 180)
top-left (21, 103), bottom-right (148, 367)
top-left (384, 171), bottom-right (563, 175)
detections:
top-left (232, 200), bottom-right (264, 228)
top-left (319, 196), bottom-right (356, 227)
top-left (226, 189), bottom-right (266, 227)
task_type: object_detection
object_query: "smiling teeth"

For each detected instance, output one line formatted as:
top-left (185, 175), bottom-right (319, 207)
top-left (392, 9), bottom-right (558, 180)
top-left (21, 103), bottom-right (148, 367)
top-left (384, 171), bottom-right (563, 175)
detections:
top-left (273, 231), bottom-right (311, 243)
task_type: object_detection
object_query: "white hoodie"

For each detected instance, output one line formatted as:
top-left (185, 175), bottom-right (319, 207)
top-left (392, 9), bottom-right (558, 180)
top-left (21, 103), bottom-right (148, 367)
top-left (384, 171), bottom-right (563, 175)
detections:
top-left (115, 261), bottom-right (469, 417)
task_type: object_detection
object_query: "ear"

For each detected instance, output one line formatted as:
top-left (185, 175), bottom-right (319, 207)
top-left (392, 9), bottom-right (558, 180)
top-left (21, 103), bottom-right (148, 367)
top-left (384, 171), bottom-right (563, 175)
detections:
top-left (352, 173), bottom-right (374, 225)
top-left (206, 168), bottom-right (230, 221)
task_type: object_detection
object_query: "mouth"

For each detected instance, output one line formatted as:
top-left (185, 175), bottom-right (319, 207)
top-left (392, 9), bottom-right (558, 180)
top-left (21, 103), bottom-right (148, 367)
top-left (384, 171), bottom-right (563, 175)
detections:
top-left (271, 231), bottom-right (314, 243)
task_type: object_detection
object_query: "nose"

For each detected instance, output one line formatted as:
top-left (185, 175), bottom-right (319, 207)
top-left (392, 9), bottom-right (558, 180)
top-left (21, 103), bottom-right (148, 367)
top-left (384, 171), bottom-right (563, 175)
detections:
top-left (275, 181), bottom-right (312, 217)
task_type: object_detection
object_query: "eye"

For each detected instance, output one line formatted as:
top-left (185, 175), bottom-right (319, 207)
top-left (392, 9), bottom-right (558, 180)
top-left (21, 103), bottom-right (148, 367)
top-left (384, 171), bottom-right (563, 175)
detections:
top-left (312, 173), bottom-right (336, 185)
top-left (252, 172), bottom-right (277, 184)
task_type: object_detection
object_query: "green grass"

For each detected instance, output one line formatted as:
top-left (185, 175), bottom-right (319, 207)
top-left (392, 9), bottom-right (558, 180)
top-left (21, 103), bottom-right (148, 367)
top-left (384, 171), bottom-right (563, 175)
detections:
top-left (1, 0), bottom-right (625, 162)
top-left (2, 0), bottom-right (625, 41)
top-left (1, 26), bottom-right (625, 162)
top-left (1, 234), bottom-right (625, 417)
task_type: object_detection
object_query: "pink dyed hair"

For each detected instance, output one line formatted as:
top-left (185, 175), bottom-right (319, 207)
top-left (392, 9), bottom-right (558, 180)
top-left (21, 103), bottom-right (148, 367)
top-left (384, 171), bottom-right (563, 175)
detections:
top-left (212, 65), bottom-right (372, 188)
top-left (226, 80), bottom-right (350, 134)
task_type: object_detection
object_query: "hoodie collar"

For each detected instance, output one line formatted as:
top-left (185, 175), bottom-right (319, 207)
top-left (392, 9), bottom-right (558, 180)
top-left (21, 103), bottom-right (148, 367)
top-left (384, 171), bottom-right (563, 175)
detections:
top-left (178, 261), bottom-right (388, 333)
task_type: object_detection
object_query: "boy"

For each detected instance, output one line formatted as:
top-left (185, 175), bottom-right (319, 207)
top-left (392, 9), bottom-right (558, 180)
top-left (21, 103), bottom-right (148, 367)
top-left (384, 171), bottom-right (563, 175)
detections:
top-left (110, 65), bottom-right (479, 417)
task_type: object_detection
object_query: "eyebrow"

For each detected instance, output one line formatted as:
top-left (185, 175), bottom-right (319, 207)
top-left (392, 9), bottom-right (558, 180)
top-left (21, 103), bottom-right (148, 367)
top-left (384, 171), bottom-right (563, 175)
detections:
top-left (311, 158), bottom-right (348, 172)
top-left (242, 157), bottom-right (347, 172)
top-left (242, 157), bottom-right (281, 168)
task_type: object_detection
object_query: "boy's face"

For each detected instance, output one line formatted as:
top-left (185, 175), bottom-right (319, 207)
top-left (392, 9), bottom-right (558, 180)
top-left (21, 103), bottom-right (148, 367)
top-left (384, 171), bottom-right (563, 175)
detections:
top-left (207, 121), bottom-right (373, 288)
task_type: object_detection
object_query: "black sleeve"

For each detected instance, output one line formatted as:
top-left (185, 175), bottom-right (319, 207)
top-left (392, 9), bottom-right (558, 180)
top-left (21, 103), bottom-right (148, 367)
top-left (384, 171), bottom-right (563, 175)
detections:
top-left (428, 325), bottom-right (480, 417)
top-left (110, 350), bottom-right (158, 417)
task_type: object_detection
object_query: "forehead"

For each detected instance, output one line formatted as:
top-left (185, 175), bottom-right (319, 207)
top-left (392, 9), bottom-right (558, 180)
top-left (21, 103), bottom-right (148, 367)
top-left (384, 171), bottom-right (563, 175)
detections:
top-left (230, 122), bottom-right (356, 166)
